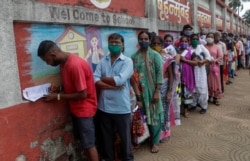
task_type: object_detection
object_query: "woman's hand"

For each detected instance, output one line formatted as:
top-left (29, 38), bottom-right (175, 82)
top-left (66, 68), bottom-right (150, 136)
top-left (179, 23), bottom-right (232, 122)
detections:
top-left (136, 101), bottom-right (143, 107)
top-left (165, 91), bottom-right (172, 103)
top-left (152, 90), bottom-right (160, 103)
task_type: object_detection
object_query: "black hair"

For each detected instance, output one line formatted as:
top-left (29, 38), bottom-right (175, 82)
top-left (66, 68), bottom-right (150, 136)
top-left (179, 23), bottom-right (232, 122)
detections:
top-left (163, 34), bottom-right (174, 41)
top-left (190, 33), bottom-right (199, 40)
top-left (138, 30), bottom-right (151, 40)
top-left (206, 32), bottom-right (214, 37)
top-left (108, 33), bottom-right (125, 52)
top-left (180, 35), bottom-right (188, 42)
top-left (108, 33), bottom-right (124, 44)
top-left (37, 40), bottom-right (58, 57)
top-left (151, 36), bottom-right (164, 46)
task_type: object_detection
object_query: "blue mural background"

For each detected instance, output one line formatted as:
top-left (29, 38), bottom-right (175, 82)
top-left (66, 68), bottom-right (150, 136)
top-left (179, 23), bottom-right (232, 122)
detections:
top-left (26, 24), bottom-right (138, 79)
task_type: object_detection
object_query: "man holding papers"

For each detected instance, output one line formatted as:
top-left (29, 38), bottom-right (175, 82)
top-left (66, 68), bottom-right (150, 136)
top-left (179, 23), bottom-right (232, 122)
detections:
top-left (37, 40), bottom-right (98, 161)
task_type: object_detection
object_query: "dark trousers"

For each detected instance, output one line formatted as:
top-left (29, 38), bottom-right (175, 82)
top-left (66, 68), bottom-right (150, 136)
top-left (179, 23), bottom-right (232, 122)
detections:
top-left (237, 55), bottom-right (242, 69)
top-left (220, 65), bottom-right (224, 93)
top-left (98, 110), bottom-right (134, 161)
top-left (246, 54), bottom-right (249, 67)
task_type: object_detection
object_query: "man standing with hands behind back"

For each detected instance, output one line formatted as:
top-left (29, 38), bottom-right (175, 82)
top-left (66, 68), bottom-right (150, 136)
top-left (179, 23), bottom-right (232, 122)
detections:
top-left (37, 40), bottom-right (99, 161)
top-left (94, 33), bottom-right (134, 161)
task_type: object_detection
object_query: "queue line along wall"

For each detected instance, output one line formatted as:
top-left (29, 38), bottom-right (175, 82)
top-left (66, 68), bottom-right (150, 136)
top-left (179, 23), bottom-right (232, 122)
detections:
top-left (0, 0), bottom-right (249, 160)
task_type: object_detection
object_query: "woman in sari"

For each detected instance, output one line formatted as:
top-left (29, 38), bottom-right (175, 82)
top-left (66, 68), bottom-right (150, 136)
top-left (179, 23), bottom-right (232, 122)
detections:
top-left (205, 32), bottom-right (223, 105)
top-left (151, 35), bottom-right (181, 142)
top-left (179, 36), bottom-right (197, 117)
top-left (131, 31), bottom-right (164, 153)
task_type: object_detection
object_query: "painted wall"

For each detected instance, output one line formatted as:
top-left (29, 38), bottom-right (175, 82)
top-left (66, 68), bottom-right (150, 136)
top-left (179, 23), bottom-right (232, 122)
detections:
top-left (0, 0), bottom-right (250, 160)
top-left (38, 0), bottom-right (145, 17)
top-left (2, 21), bottom-right (139, 161)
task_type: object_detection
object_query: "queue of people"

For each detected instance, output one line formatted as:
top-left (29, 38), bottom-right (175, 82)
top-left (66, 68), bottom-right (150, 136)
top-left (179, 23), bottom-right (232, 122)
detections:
top-left (37, 25), bottom-right (250, 161)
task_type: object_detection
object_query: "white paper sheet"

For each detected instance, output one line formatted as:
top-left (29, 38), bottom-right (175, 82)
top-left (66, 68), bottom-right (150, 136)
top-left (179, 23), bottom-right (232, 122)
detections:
top-left (22, 83), bottom-right (51, 102)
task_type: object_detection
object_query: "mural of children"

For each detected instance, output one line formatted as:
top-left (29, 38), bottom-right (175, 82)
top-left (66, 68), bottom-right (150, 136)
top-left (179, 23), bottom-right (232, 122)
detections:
top-left (85, 34), bottom-right (104, 71)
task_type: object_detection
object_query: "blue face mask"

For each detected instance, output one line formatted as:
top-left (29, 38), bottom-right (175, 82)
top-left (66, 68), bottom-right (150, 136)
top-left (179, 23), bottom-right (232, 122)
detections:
top-left (139, 41), bottom-right (149, 49)
top-left (184, 30), bottom-right (192, 37)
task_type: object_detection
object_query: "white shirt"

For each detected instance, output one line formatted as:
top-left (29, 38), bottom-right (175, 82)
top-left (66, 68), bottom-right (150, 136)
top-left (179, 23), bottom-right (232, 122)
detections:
top-left (191, 44), bottom-right (211, 93)
top-left (163, 45), bottom-right (177, 57)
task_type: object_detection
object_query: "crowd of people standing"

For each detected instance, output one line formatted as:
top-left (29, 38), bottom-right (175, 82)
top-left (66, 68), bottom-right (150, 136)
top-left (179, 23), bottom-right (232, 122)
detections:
top-left (37, 24), bottom-right (250, 161)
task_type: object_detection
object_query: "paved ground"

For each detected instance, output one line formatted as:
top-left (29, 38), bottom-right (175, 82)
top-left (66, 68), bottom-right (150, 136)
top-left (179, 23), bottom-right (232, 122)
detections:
top-left (134, 69), bottom-right (250, 161)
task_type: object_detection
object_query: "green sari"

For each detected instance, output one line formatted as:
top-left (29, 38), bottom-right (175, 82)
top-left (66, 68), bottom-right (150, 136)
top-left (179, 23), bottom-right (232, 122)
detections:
top-left (131, 48), bottom-right (164, 126)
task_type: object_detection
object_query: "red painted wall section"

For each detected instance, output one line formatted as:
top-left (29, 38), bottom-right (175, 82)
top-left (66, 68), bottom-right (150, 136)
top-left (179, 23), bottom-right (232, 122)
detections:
top-left (38, 0), bottom-right (145, 17)
top-left (0, 100), bottom-right (72, 160)
top-left (157, 0), bottom-right (191, 25)
top-left (14, 23), bottom-right (33, 89)
top-left (198, 6), bottom-right (212, 29)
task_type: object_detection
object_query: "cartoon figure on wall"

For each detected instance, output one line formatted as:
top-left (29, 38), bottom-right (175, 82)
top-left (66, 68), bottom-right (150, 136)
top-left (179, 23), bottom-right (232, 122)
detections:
top-left (85, 27), bottom-right (104, 71)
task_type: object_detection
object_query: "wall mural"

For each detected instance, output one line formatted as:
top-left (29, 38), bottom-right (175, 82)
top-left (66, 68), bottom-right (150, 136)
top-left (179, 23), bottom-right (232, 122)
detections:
top-left (17, 24), bottom-right (138, 88)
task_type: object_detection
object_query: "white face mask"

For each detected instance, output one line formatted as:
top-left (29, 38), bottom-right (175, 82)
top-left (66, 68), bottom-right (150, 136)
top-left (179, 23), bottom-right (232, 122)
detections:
top-left (200, 35), bottom-right (206, 40)
top-left (206, 38), bottom-right (214, 44)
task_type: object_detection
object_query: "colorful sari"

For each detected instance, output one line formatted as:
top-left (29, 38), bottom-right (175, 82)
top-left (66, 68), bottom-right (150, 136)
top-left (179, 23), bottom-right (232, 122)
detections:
top-left (131, 48), bottom-right (164, 144)
top-left (160, 54), bottom-right (174, 141)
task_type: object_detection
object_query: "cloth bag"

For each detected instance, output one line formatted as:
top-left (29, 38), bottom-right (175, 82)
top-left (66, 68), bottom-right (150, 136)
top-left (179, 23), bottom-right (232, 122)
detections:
top-left (211, 63), bottom-right (219, 76)
top-left (132, 107), bottom-right (150, 145)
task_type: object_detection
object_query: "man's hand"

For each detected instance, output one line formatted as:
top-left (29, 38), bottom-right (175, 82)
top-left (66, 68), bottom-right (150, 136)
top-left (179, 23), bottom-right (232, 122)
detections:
top-left (49, 84), bottom-right (61, 93)
top-left (116, 84), bottom-right (125, 90)
top-left (43, 93), bottom-right (57, 101)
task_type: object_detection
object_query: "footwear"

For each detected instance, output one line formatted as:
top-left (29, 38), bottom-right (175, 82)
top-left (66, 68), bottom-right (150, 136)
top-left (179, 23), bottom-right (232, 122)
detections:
top-left (182, 108), bottom-right (189, 118)
top-left (200, 108), bottom-right (206, 114)
top-left (189, 106), bottom-right (196, 112)
top-left (213, 100), bottom-right (220, 106)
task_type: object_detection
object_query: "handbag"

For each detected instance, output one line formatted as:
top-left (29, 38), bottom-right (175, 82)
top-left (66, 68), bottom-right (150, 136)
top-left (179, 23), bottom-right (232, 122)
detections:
top-left (132, 107), bottom-right (150, 145)
top-left (211, 63), bottom-right (219, 76)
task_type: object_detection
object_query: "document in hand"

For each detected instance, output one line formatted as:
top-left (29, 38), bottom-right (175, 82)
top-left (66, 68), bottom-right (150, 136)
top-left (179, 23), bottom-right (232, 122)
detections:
top-left (22, 83), bottom-right (51, 102)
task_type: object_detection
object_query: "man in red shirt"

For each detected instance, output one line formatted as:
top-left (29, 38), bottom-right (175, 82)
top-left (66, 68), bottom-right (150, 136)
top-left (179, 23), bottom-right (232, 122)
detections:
top-left (37, 40), bottom-right (98, 161)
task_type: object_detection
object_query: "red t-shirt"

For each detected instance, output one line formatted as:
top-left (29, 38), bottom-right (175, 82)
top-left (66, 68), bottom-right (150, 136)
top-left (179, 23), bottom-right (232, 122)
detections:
top-left (60, 54), bottom-right (97, 117)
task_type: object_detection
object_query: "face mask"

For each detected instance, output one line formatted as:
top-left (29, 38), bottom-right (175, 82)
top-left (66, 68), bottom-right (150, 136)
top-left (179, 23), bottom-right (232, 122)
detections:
top-left (180, 42), bottom-right (188, 49)
top-left (153, 45), bottom-right (162, 53)
top-left (139, 41), bottom-right (149, 49)
top-left (200, 35), bottom-right (206, 40)
top-left (191, 40), bottom-right (199, 48)
top-left (164, 42), bottom-right (171, 48)
top-left (108, 45), bottom-right (122, 55)
top-left (184, 30), bottom-right (192, 37)
top-left (206, 38), bottom-right (214, 44)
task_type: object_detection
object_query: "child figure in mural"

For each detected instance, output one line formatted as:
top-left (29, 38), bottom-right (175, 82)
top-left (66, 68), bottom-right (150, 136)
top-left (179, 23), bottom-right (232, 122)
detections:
top-left (85, 34), bottom-right (104, 71)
